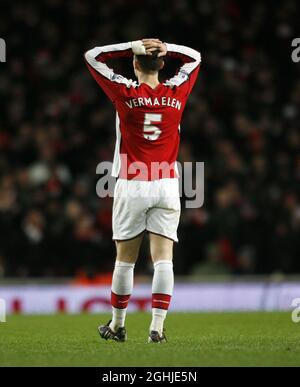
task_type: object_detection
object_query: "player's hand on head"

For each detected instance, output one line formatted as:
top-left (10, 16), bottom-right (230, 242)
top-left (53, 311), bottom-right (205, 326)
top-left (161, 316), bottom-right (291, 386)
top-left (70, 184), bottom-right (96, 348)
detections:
top-left (142, 39), bottom-right (162, 55)
top-left (142, 39), bottom-right (167, 57)
top-left (157, 43), bottom-right (167, 57)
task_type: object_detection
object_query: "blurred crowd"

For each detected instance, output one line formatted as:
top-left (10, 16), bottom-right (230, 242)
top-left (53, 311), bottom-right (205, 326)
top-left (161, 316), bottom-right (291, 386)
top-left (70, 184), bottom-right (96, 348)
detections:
top-left (0, 0), bottom-right (300, 278)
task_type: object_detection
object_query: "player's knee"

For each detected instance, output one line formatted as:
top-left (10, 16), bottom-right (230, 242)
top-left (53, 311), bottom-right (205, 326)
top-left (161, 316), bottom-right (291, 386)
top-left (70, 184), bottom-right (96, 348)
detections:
top-left (116, 247), bottom-right (139, 263)
top-left (115, 253), bottom-right (137, 264)
top-left (151, 246), bottom-right (173, 263)
top-left (152, 255), bottom-right (173, 263)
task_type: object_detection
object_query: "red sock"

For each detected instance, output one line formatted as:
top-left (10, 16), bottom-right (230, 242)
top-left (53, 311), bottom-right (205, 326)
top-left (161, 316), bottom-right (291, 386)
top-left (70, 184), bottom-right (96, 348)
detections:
top-left (152, 293), bottom-right (172, 310)
top-left (111, 291), bottom-right (131, 309)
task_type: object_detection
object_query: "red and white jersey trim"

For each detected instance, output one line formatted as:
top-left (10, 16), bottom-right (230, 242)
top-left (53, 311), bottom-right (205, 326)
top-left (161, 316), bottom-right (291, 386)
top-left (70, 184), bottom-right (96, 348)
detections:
top-left (112, 113), bottom-right (122, 178)
top-left (164, 43), bottom-right (201, 90)
top-left (84, 43), bottom-right (138, 89)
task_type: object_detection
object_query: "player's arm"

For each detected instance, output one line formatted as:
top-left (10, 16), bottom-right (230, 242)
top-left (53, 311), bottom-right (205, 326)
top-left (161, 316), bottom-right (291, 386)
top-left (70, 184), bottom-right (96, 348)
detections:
top-left (84, 41), bottom-right (147, 102)
top-left (164, 43), bottom-right (201, 95)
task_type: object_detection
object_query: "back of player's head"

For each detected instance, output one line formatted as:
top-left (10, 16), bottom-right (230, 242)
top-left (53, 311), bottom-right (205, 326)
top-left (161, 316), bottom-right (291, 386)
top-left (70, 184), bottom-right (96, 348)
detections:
top-left (135, 50), bottom-right (165, 74)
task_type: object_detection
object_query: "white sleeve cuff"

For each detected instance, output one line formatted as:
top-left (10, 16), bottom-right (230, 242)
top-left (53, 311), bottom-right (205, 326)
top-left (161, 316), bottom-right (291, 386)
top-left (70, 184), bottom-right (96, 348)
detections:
top-left (165, 43), bottom-right (173, 53)
top-left (131, 40), bottom-right (146, 55)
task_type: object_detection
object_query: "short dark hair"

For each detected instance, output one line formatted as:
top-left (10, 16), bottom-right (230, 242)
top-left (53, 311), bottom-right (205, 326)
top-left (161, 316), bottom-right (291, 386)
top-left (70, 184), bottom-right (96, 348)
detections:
top-left (135, 50), bottom-right (165, 73)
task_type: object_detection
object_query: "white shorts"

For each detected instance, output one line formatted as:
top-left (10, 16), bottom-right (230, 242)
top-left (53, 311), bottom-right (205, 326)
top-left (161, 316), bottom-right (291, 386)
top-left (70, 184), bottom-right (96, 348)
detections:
top-left (113, 178), bottom-right (181, 242)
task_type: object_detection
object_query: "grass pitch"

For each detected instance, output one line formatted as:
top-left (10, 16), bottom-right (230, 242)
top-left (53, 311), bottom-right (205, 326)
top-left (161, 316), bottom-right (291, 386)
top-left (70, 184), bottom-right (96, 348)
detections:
top-left (0, 312), bottom-right (299, 367)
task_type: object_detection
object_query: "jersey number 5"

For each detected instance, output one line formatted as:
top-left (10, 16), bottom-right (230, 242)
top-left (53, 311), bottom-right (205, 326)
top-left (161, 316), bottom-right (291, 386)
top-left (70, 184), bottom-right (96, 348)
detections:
top-left (143, 113), bottom-right (162, 141)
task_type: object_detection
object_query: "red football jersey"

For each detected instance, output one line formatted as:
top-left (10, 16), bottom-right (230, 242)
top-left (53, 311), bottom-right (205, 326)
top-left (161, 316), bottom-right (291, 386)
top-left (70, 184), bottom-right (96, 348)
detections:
top-left (85, 42), bottom-right (201, 181)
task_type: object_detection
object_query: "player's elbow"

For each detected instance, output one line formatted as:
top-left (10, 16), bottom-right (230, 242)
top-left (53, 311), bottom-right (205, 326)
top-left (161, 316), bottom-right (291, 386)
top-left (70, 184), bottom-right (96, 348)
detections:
top-left (84, 50), bottom-right (92, 63)
top-left (194, 50), bottom-right (201, 64)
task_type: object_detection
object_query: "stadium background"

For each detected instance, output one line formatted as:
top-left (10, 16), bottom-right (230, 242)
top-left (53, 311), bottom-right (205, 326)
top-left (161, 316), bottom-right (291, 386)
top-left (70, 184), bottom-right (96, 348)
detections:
top-left (0, 0), bottom-right (300, 314)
